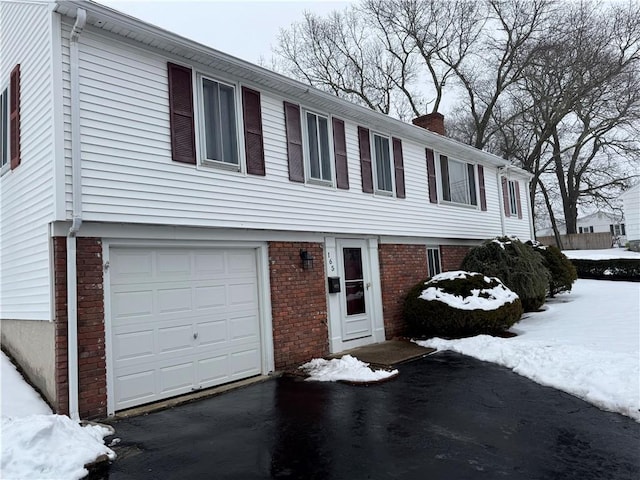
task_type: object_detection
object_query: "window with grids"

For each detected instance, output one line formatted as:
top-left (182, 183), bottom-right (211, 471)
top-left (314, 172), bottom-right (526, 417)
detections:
top-left (201, 77), bottom-right (238, 166)
top-left (304, 111), bottom-right (332, 182)
top-left (372, 133), bottom-right (393, 193)
top-left (508, 180), bottom-right (519, 216)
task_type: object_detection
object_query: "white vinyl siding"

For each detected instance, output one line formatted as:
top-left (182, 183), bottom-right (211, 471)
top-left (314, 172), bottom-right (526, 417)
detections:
top-left (0, 2), bottom-right (55, 320)
top-left (61, 26), bottom-right (532, 241)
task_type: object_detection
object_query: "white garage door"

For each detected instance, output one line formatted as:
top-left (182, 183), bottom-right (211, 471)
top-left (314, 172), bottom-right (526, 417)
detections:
top-left (109, 247), bottom-right (262, 411)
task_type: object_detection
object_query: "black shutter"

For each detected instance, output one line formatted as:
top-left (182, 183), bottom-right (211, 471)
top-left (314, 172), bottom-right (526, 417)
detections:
top-left (283, 102), bottom-right (304, 182)
top-left (332, 117), bottom-right (349, 189)
top-left (502, 177), bottom-right (511, 217)
top-left (426, 148), bottom-right (437, 203)
top-left (440, 155), bottom-right (450, 201)
top-left (358, 126), bottom-right (373, 193)
top-left (392, 137), bottom-right (405, 198)
top-left (9, 64), bottom-right (20, 170)
top-left (167, 62), bottom-right (196, 165)
top-left (242, 87), bottom-right (265, 176)
top-left (477, 164), bottom-right (487, 211)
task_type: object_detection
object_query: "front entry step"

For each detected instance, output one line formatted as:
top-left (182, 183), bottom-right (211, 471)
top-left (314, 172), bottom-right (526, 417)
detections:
top-left (330, 339), bottom-right (435, 368)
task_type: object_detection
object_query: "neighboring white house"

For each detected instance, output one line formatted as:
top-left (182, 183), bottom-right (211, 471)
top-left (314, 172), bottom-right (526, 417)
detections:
top-left (538, 211), bottom-right (626, 244)
top-left (0, 0), bottom-right (534, 419)
top-left (621, 184), bottom-right (640, 251)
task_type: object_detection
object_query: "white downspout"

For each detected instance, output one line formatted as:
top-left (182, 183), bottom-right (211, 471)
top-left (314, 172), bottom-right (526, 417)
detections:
top-left (67, 7), bottom-right (86, 421)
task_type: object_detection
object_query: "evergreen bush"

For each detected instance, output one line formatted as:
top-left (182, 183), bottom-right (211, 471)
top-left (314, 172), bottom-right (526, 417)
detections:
top-left (460, 237), bottom-right (549, 312)
top-left (527, 241), bottom-right (577, 296)
top-left (404, 271), bottom-right (523, 338)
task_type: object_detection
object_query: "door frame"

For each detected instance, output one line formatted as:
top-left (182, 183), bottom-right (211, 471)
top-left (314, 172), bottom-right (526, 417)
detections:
top-left (324, 236), bottom-right (386, 353)
top-left (103, 239), bottom-right (274, 415)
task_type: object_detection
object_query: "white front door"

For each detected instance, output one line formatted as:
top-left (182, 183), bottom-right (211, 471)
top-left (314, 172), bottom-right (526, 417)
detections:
top-left (337, 239), bottom-right (373, 341)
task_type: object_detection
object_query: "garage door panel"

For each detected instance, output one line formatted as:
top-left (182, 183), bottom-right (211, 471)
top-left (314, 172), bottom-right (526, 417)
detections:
top-left (109, 246), bottom-right (264, 411)
top-left (112, 290), bottom-right (154, 319)
top-left (157, 324), bottom-right (194, 353)
top-left (194, 253), bottom-right (225, 276)
top-left (157, 287), bottom-right (192, 314)
top-left (230, 348), bottom-right (261, 376)
top-left (227, 252), bottom-right (256, 274)
top-left (195, 286), bottom-right (226, 309)
top-left (229, 314), bottom-right (259, 341)
top-left (159, 361), bottom-right (195, 394)
top-left (116, 369), bottom-right (156, 406)
top-left (196, 320), bottom-right (228, 345)
top-left (113, 329), bottom-right (155, 362)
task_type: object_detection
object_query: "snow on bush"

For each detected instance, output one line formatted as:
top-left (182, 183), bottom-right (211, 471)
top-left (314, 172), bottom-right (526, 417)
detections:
top-left (404, 271), bottom-right (523, 338)
top-left (300, 355), bottom-right (398, 383)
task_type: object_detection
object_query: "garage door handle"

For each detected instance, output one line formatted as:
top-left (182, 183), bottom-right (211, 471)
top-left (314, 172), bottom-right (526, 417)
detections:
top-left (193, 332), bottom-right (198, 340)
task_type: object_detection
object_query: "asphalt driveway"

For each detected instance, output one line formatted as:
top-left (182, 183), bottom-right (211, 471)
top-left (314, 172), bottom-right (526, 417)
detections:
top-left (98, 352), bottom-right (640, 480)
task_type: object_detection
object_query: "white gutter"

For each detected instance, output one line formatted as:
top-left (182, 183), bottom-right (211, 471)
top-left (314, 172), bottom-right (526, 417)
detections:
top-left (67, 7), bottom-right (86, 421)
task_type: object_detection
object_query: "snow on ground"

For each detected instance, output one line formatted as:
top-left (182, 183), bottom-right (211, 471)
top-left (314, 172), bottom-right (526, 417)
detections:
top-left (562, 247), bottom-right (640, 260)
top-left (1, 351), bottom-right (115, 480)
top-left (417, 279), bottom-right (640, 421)
top-left (301, 354), bottom-right (398, 383)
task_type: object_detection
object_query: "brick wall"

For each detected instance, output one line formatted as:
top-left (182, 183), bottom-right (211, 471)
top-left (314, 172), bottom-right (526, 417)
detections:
top-left (269, 242), bottom-right (328, 369)
top-left (440, 245), bottom-right (472, 272)
top-left (53, 237), bottom-right (106, 419)
top-left (378, 244), bottom-right (428, 338)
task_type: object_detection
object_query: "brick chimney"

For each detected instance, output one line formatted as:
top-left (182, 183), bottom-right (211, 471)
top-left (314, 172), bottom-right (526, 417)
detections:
top-left (412, 112), bottom-right (445, 136)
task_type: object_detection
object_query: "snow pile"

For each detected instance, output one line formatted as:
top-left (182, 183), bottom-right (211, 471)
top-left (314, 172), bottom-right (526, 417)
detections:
top-left (419, 271), bottom-right (519, 311)
top-left (1, 351), bottom-right (52, 417)
top-left (491, 236), bottom-right (519, 249)
top-left (417, 279), bottom-right (640, 421)
top-left (300, 355), bottom-right (398, 383)
top-left (1, 352), bottom-right (116, 480)
top-left (1, 415), bottom-right (116, 480)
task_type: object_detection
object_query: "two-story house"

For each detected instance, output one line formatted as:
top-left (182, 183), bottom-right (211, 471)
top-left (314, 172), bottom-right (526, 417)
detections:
top-left (0, 1), bottom-right (533, 419)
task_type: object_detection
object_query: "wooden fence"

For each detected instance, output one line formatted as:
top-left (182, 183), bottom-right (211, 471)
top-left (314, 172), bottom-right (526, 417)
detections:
top-left (536, 232), bottom-right (615, 250)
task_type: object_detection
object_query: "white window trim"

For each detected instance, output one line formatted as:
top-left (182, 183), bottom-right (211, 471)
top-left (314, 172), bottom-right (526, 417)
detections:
top-left (0, 85), bottom-right (9, 176)
top-left (195, 72), bottom-right (246, 173)
top-left (302, 108), bottom-right (335, 186)
top-left (370, 131), bottom-right (394, 196)
top-left (437, 155), bottom-right (479, 208)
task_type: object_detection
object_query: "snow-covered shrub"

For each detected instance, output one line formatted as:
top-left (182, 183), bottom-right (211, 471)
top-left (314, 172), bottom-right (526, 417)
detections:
top-left (527, 241), bottom-right (577, 296)
top-left (460, 236), bottom-right (549, 312)
top-left (571, 258), bottom-right (640, 281)
top-left (403, 271), bottom-right (523, 338)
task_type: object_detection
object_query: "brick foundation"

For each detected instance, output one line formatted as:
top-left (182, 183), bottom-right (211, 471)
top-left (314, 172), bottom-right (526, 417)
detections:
top-left (269, 242), bottom-right (328, 369)
top-left (54, 237), bottom-right (106, 419)
top-left (379, 244), bottom-right (428, 338)
top-left (440, 245), bottom-right (472, 272)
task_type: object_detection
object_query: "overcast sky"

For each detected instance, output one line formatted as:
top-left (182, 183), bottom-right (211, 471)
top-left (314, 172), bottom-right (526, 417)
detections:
top-left (97, 1), bottom-right (352, 64)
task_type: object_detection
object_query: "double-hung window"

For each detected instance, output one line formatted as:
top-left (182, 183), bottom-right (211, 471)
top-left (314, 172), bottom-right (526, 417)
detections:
top-left (201, 77), bottom-right (238, 166)
top-left (0, 88), bottom-right (7, 170)
top-left (304, 111), bottom-right (332, 183)
top-left (427, 247), bottom-right (441, 277)
top-left (441, 156), bottom-right (476, 206)
top-left (372, 133), bottom-right (393, 193)
top-left (508, 180), bottom-right (518, 216)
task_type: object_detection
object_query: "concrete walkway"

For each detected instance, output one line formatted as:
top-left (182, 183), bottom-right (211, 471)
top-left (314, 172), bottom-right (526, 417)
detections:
top-left (97, 351), bottom-right (640, 480)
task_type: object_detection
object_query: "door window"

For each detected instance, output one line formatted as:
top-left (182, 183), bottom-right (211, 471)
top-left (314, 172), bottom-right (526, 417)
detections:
top-left (343, 248), bottom-right (366, 315)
